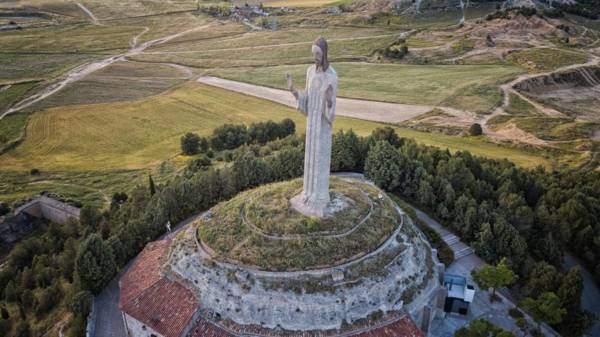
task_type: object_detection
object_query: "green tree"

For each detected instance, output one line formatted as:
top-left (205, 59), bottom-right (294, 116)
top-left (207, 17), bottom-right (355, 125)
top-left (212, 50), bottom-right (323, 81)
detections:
top-left (210, 124), bottom-right (249, 151)
top-left (80, 204), bottom-right (102, 230)
top-left (364, 141), bottom-right (403, 191)
top-left (4, 280), bottom-right (19, 302)
top-left (0, 318), bottom-right (9, 336)
top-left (149, 174), bottom-right (156, 196)
top-left (331, 129), bottom-right (363, 172)
top-left (70, 290), bottom-right (93, 317)
top-left (181, 132), bottom-right (201, 155)
top-left (370, 126), bottom-right (402, 147)
top-left (14, 321), bottom-right (30, 337)
top-left (472, 257), bottom-right (517, 301)
top-left (20, 289), bottom-right (34, 310)
top-left (455, 319), bottom-right (515, 337)
top-left (521, 292), bottom-right (566, 330)
top-left (75, 234), bottom-right (116, 294)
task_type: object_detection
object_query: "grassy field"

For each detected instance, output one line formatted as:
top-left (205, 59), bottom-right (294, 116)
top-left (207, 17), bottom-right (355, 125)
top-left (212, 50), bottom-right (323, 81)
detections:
top-left (0, 53), bottom-right (100, 82)
top-left (208, 62), bottom-right (522, 109)
top-left (246, 0), bottom-right (338, 6)
top-left (134, 24), bottom-right (402, 67)
top-left (514, 117), bottom-right (599, 141)
top-left (26, 61), bottom-right (192, 111)
top-left (506, 48), bottom-right (590, 73)
top-left (505, 93), bottom-right (539, 116)
top-left (0, 82), bottom-right (553, 174)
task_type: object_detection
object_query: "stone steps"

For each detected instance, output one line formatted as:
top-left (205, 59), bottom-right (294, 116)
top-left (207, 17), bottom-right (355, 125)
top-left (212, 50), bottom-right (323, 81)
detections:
top-left (454, 247), bottom-right (474, 260)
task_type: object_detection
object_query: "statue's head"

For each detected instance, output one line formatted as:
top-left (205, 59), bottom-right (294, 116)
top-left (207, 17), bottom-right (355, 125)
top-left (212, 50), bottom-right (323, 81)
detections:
top-left (312, 37), bottom-right (329, 72)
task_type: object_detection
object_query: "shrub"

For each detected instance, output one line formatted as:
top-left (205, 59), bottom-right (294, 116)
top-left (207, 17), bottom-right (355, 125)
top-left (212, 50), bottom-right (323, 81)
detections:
top-left (210, 124), bottom-right (249, 151)
top-left (181, 132), bottom-right (201, 155)
top-left (469, 123), bottom-right (483, 136)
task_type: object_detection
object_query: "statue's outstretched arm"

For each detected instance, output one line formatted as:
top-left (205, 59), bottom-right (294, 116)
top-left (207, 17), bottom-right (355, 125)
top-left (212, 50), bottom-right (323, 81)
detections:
top-left (287, 71), bottom-right (310, 116)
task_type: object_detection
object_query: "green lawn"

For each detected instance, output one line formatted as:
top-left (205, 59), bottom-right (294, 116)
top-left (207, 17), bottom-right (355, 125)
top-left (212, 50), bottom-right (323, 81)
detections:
top-left (208, 62), bottom-right (522, 110)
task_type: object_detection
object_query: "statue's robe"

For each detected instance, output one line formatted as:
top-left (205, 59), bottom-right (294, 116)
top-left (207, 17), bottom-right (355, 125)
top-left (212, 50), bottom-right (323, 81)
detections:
top-left (295, 64), bottom-right (337, 215)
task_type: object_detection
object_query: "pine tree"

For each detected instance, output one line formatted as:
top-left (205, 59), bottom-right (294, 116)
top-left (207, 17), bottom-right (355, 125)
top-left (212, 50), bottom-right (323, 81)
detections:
top-left (75, 234), bottom-right (116, 295)
top-left (149, 174), bottom-right (156, 196)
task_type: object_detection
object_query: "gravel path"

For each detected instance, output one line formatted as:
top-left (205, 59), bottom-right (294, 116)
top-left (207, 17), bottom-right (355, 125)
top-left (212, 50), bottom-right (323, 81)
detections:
top-left (197, 76), bottom-right (432, 124)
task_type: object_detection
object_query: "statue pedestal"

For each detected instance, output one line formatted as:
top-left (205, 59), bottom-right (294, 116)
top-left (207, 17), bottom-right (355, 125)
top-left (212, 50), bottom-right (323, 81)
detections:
top-left (290, 192), bottom-right (350, 218)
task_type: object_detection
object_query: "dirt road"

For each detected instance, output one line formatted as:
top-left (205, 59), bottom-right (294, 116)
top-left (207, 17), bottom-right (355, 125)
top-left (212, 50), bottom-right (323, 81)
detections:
top-left (198, 76), bottom-right (438, 124)
top-left (0, 23), bottom-right (214, 120)
top-left (76, 3), bottom-right (101, 25)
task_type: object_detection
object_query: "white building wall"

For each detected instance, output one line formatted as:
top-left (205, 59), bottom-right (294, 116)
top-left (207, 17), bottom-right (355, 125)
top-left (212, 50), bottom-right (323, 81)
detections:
top-left (123, 313), bottom-right (164, 337)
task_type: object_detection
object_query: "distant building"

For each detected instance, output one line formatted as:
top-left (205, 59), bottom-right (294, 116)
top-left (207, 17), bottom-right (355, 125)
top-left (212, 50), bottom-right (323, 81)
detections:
top-left (442, 273), bottom-right (475, 315)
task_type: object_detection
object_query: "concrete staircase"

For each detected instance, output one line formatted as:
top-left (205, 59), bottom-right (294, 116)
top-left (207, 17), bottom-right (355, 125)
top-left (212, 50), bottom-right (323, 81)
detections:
top-left (441, 234), bottom-right (474, 260)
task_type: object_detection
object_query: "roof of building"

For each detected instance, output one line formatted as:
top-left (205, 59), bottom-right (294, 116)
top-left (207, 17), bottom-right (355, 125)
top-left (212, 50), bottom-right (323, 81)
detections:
top-left (120, 239), bottom-right (198, 337)
top-left (187, 314), bottom-right (424, 337)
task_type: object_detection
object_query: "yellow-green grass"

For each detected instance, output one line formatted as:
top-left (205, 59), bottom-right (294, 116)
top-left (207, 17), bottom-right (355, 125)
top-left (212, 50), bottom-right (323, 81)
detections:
top-left (76, 0), bottom-right (197, 20)
top-left (506, 48), bottom-right (590, 73)
top-left (136, 25), bottom-right (401, 67)
top-left (208, 62), bottom-right (522, 108)
top-left (0, 82), bottom-right (39, 149)
top-left (514, 117), bottom-right (598, 141)
top-left (505, 93), bottom-right (539, 116)
top-left (0, 11), bottom-right (209, 53)
top-left (406, 37), bottom-right (444, 48)
top-left (243, 0), bottom-right (337, 6)
top-left (0, 82), bottom-right (553, 174)
top-left (0, 53), bottom-right (100, 82)
top-left (198, 177), bottom-right (400, 271)
top-left (245, 178), bottom-right (371, 235)
top-left (0, 170), bottom-right (142, 207)
top-left (27, 61), bottom-right (191, 111)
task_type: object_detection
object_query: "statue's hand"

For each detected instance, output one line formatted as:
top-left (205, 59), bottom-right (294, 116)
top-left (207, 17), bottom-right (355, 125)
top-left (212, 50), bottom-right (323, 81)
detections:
top-left (286, 74), bottom-right (298, 99)
top-left (325, 85), bottom-right (334, 109)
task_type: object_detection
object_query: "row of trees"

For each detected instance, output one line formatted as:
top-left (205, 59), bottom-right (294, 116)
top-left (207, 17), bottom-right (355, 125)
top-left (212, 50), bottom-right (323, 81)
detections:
top-left (180, 119), bottom-right (296, 155)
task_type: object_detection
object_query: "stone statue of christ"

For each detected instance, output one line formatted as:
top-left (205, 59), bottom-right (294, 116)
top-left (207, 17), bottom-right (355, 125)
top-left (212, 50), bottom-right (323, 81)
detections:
top-left (287, 37), bottom-right (337, 217)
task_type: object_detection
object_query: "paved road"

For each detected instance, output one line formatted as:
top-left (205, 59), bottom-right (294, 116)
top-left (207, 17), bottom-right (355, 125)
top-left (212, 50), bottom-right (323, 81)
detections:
top-left (92, 213), bottom-right (202, 337)
top-left (564, 253), bottom-right (600, 337)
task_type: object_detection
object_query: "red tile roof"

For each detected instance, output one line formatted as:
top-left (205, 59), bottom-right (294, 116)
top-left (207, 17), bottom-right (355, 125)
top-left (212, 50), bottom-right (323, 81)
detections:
top-left (187, 314), bottom-right (424, 337)
top-left (120, 239), bottom-right (199, 337)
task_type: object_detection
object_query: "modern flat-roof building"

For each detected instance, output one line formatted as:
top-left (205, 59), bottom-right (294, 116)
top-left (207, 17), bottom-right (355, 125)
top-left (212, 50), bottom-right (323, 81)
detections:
top-left (442, 273), bottom-right (475, 315)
